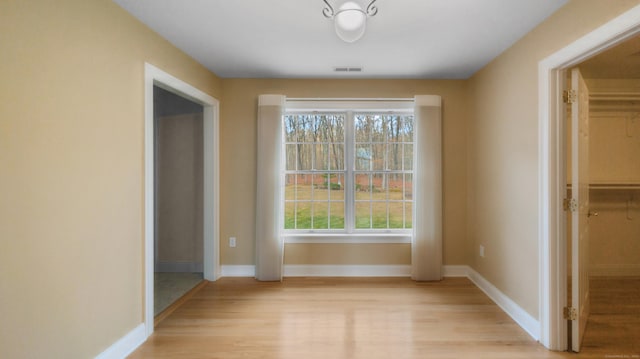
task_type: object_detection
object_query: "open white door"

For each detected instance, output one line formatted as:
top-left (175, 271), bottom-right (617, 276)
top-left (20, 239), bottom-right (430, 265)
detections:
top-left (570, 68), bottom-right (590, 352)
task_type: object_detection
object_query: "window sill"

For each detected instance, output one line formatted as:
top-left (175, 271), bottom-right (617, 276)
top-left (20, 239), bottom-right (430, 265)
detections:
top-left (283, 233), bottom-right (412, 244)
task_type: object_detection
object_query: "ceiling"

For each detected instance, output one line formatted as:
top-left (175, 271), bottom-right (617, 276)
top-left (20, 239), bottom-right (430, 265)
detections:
top-left (113, 0), bottom-right (568, 79)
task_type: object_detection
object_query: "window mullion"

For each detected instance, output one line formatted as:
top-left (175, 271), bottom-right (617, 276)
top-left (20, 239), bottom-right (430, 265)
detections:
top-left (345, 111), bottom-right (355, 233)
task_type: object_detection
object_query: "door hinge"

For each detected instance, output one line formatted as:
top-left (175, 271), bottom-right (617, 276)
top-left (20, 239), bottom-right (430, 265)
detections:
top-left (564, 306), bottom-right (577, 320)
top-left (563, 198), bottom-right (578, 212)
top-left (563, 90), bottom-right (576, 104)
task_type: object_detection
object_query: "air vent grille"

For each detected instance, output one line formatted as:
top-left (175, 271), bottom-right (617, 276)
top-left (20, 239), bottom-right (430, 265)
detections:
top-left (334, 67), bottom-right (362, 72)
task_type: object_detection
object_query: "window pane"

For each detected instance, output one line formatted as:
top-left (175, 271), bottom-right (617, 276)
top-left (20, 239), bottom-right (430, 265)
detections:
top-left (405, 202), bottom-right (413, 228)
top-left (404, 173), bottom-right (413, 200)
top-left (372, 173), bottom-right (385, 194)
top-left (355, 202), bottom-right (371, 229)
top-left (284, 202), bottom-right (296, 229)
top-left (295, 202), bottom-right (312, 229)
top-left (284, 174), bottom-right (296, 201)
top-left (403, 144), bottom-right (413, 170)
top-left (313, 174), bottom-right (329, 201)
top-left (284, 115), bottom-right (298, 142)
top-left (388, 173), bottom-right (403, 200)
top-left (312, 202), bottom-right (329, 229)
top-left (312, 114), bottom-right (343, 143)
top-left (402, 116), bottom-right (414, 142)
top-left (323, 173), bottom-right (342, 191)
top-left (355, 145), bottom-right (371, 171)
top-left (371, 201), bottom-right (388, 229)
top-left (329, 115), bottom-right (344, 142)
top-left (371, 143), bottom-right (385, 170)
top-left (329, 144), bottom-right (344, 170)
top-left (299, 115), bottom-right (314, 142)
top-left (330, 174), bottom-right (345, 199)
top-left (285, 144), bottom-right (297, 171)
top-left (313, 115), bottom-right (328, 143)
top-left (371, 115), bottom-right (386, 143)
top-left (388, 202), bottom-right (404, 229)
top-left (387, 143), bottom-right (402, 170)
top-left (296, 174), bottom-right (312, 200)
top-left (329, 201), bottom-right (345, 229)
top-left (355, 173), bottom-right (371, 200)
top-left (314, 143), bottom-right (329, 170)
top-left (386, 115), bottom-right (403, 143)
top-left (298, 144), bottom-right (313, 170)
top-left (355, 115), bottom-right (370, 143)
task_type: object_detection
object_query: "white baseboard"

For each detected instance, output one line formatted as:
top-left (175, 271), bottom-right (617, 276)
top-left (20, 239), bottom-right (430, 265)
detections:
top-left (220, 265), bottom-right (413, 277)
top-left (442, 265), bottom-right (469, 277)
top-left (591, 264), bottom-right (640, 277)
top-left (95, 323), bottom-right (146, 359)
top-left (284, 264), bottom-right (411, 277)
top-left (155, 261), bottom-right (203, 273)
top-left (220, 265), bottom-right (256, 277)
top-left (465, 267), bottom-right (540, 341)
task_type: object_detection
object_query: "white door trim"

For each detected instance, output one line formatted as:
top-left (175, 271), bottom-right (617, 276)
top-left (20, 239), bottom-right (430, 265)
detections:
top-left (538, 5), bottom-right (640, 350)
top-left (144, 63), bottom-right (220, 337)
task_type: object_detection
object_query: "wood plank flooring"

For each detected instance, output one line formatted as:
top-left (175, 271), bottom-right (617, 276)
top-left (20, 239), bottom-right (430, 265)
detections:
top-left (129, 277), bottom-right (636, 359)
top-left (579, 277), bottom-right (640, 357)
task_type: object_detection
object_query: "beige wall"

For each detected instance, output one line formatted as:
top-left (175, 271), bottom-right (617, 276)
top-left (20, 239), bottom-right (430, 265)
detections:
top-left (220, 79), bottom-right (470, 266)
top-left (467, 0), bottom-right (640, 318)
top-left (0, 0), bottom-right (221, 358)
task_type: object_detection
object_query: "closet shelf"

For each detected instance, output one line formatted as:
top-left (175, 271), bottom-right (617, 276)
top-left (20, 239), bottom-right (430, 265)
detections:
top-left (590, 92), bottom-right (640, 101)
top-left (590, 183), bottom-right (640, 190)
top-left (566, 183), bottom-right (640, 190)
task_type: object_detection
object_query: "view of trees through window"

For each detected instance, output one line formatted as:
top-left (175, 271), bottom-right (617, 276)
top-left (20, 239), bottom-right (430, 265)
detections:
top-left (284, 112), bottom-right (414, 231)
top-left (284, 113), bottom-right (345, 230)
top-left (354, 114), bottom-right (414, 229)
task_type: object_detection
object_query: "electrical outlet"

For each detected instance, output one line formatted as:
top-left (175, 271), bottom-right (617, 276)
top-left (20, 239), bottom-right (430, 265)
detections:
top-left (479, 245), bottom-right (485, 258)
top-left (229, 237), bottom-right (236, 248)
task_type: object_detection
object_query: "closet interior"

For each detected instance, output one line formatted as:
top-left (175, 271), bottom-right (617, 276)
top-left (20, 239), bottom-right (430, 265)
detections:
top-left (587, 82), bottom-right (640, 278)
top-left (565, 34), bottom-right (640, 353)
top-left (153, 86), bottom-right (205, 318)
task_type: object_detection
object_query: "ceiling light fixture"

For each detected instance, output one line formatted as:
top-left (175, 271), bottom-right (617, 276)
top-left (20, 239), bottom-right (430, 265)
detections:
top-left (323, 0), bottom-right (378, 43)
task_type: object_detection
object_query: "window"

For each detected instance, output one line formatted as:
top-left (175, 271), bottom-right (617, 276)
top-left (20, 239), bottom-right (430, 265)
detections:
top-left (283, 101), bottom-right (414, 237)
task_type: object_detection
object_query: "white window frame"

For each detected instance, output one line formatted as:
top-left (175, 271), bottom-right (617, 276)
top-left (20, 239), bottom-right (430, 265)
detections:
top-left (283, 99), bottom-right (414, 244)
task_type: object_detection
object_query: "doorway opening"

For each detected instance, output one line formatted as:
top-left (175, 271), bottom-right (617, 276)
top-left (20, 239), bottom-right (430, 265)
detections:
top-left (153, 86), bottom-right (205, 316)
top-left (564, 37), bottom-right (640, 353)
top-left (538, 5), bottom-right (640, 352)
top-left (144, 63), bottom-right (220, 337)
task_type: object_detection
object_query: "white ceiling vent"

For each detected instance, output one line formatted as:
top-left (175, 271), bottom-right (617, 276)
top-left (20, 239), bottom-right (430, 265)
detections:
top-left (334, 67), bottom-right (363, 73)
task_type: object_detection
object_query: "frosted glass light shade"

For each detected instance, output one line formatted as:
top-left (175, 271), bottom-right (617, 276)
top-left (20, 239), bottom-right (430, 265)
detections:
top-left (334, 1), bottom-right (367, 43)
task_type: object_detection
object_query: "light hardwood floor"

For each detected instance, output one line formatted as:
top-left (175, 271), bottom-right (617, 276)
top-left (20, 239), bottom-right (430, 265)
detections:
top-left (579, 277), bottom-right (640, 357)
top-left (129, 277), bottom-right (636, 359)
